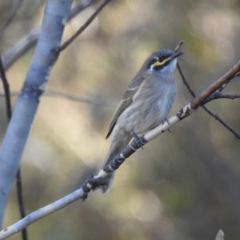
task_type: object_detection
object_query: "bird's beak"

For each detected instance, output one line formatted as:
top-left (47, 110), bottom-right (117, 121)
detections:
top-left (171, 51), bottom-right (183, 60)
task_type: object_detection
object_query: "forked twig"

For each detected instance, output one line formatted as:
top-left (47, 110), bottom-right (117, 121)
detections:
top-left (2, 0), bottom-right (99, 70)
top-left (177, 63), bottom-right (240, 139)
top-left (59, 0), bottom-right (111, 52)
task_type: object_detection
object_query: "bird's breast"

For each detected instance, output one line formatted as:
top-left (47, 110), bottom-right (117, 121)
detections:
top-left (117, 75), bottom-right (176, 134)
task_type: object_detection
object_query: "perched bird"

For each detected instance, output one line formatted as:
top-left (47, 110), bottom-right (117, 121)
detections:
top-left (98, 49), bottom-right (183, 193)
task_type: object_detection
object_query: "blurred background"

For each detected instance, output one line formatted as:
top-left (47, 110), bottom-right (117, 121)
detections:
top-left (0, 0), bottom-right (240, 239)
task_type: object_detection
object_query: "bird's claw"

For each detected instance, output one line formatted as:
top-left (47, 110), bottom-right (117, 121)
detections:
top-left (132, 131), bottom-right (144, 149)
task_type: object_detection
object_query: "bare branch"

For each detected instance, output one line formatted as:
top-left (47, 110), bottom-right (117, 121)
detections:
top-left (204, 92), bottom-right (240, 103)
top-left (177, 63), bottom-right (240, 139)
top-left (1, 60), bottom-right (240, 239)
top-left (0, 55), bottom-right (28, 239)
top-left (0, 0), bottom-right (72, 229)
top-left (0, 0), bottom-right (23, 36)
top-left (177, 63), bottom-right (196, 97)
top-left (15, 170), bottom-right (28, 240)
top-left (201, 105), bottom-right (240, 139)
top-left (0, 56), bottom-right (12, 119)
top-left (2, 29), bottom-right (40, 70)
top-left (59, 0), bottom-right (111, 52)
top-left (68, 0), bottom-right (98, 20)
top-left (174, 40), bottom-right (184, 52)
top-left (0, 90), bottom-right (116, 106)
top-left (45, 90), bottom-right (115, 106)
top-left (0, 187), bottom-right (86, 239)
top-left (191, 61), bottom-right (240, 108)
top-left (2, 0), bottom-right (98, 70)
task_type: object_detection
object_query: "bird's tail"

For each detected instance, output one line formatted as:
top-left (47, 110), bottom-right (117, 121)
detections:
top-left (97, 131), bottom-right (131, 193)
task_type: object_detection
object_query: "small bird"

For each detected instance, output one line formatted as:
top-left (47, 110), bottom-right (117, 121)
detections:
top-left (98, 49), bottom-right (183, 193)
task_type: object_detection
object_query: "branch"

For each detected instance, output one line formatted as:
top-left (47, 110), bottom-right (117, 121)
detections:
top-left (177, 63), bottom-right (240, 139)
top-left (44, 90), bottom-right (115, 106)
top-left (0, 56), bottom-right (12, 119)
top-left (191, 61), bottom-right (240, 108)
top-left (0, 0), bottom-right (73, 229)
top-left (68, 0), bottom-right (98, 20)
top-left (0, 0), bottom-right (23, 36)
top-left (0, 56), bottom-right (28, 240)
top-left (0, 90), bottom-right (116, 106)
top-left (2, 0), bottom-right (97, 70)
top-left (1, 60), bottom-right (239, 239)
top-left (204, 92), bottom-right (240, 103)
top-left (2, 29), bottom-right (40, 71)
top-left (59, 0), bottom-right (111, 52)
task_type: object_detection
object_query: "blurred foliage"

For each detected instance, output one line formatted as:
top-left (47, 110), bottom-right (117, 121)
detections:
top-left (0, 0), bottom-right (240, 239)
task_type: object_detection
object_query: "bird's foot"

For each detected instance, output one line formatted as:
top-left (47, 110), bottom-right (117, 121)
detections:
top-left (132, 131), bottom-right (144, 149)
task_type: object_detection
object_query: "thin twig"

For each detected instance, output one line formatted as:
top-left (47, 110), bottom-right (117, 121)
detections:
top-left (0, 0), bottom-right (23, 36)
top-left (68, 0), bottom-right (98, 20)
top-left (59, 0), bottom-right (111, 52)
top-left (204, 92), bottom-right (240, 103)
top-left (174, 40), bottom-right (184, 53)
top-left (0, 56), bottom-right (28, 239)
top-left (191, 61), bottom-right (240, 108)
top-left (2, 0), bottom-right (98, 70)
top-left (2, 29), bottom-right (40, 70)
top-left (201, 105), bottom-right (240, 139)
top-left (0, 56), bottom-right (12, 119)
top-left (177, 63), bottom-right (240, 139)
top-left (0, 90), bottom-right (116, 106)
top-left (16, 170), bottom-right (28, 240)
top-left (45, 90), bottom-right (116, 106)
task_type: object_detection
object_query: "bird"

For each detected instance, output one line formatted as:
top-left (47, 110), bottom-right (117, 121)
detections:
top-left (97, 49), bottom-right (183, 193)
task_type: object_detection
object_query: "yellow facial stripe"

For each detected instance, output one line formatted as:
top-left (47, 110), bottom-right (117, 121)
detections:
top-left (152, 57), bottom-right (171, 68)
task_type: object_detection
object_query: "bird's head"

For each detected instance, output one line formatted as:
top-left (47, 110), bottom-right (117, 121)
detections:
top-left (142, 49), bottom-right (183, 74)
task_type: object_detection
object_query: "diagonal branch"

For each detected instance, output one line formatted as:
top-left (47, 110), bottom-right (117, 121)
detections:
top-left (204, 92), bottom-right (240, 103)
top-left (191, 61), bottom-right (240, 108)
top-left (0, 56), bottom-right (28, 240)
top-left (1, 60), bottom-right (240, 239)
top-left (0, 0), bottom-right (73, 230)
top-left (0, 56), bottom-right (12, 119)
top-left (0, 0), bottom-right (23, 36)
top-left (2, 0), bottom-right (98, 70)
top-left (67, 0), bottom-right (98, 20)
top-left (58, 0), bottom-right (111, 52)
top-left (0, 90), bottom-right (116, 106)
top-left (177, 63), bottom-right (240, 139)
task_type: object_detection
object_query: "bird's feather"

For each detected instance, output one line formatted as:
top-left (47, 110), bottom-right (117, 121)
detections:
top-left (106, 75), bottom-right (145, 138)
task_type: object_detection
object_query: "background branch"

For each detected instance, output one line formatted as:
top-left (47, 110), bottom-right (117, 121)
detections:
top-left (0, 90), bottom-right (116, 106)
top-left (0, 0), bottom-right (73, 229)
top-left (177, 63), bottom-right (240, 139)
top-left (0, 0), bottom-right (23, 36)
top-left (0, 56), bottom-right (28, 240)
top-left (204, 92), bottom-right (240, 103)
top-left (59, 0), bottom-right (111, 52)
top-left (2, 0), bottom-right (98, 70)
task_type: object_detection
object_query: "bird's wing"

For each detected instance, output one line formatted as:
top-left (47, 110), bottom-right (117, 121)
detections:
top-left (106, 75), bottom-right (145, 139)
